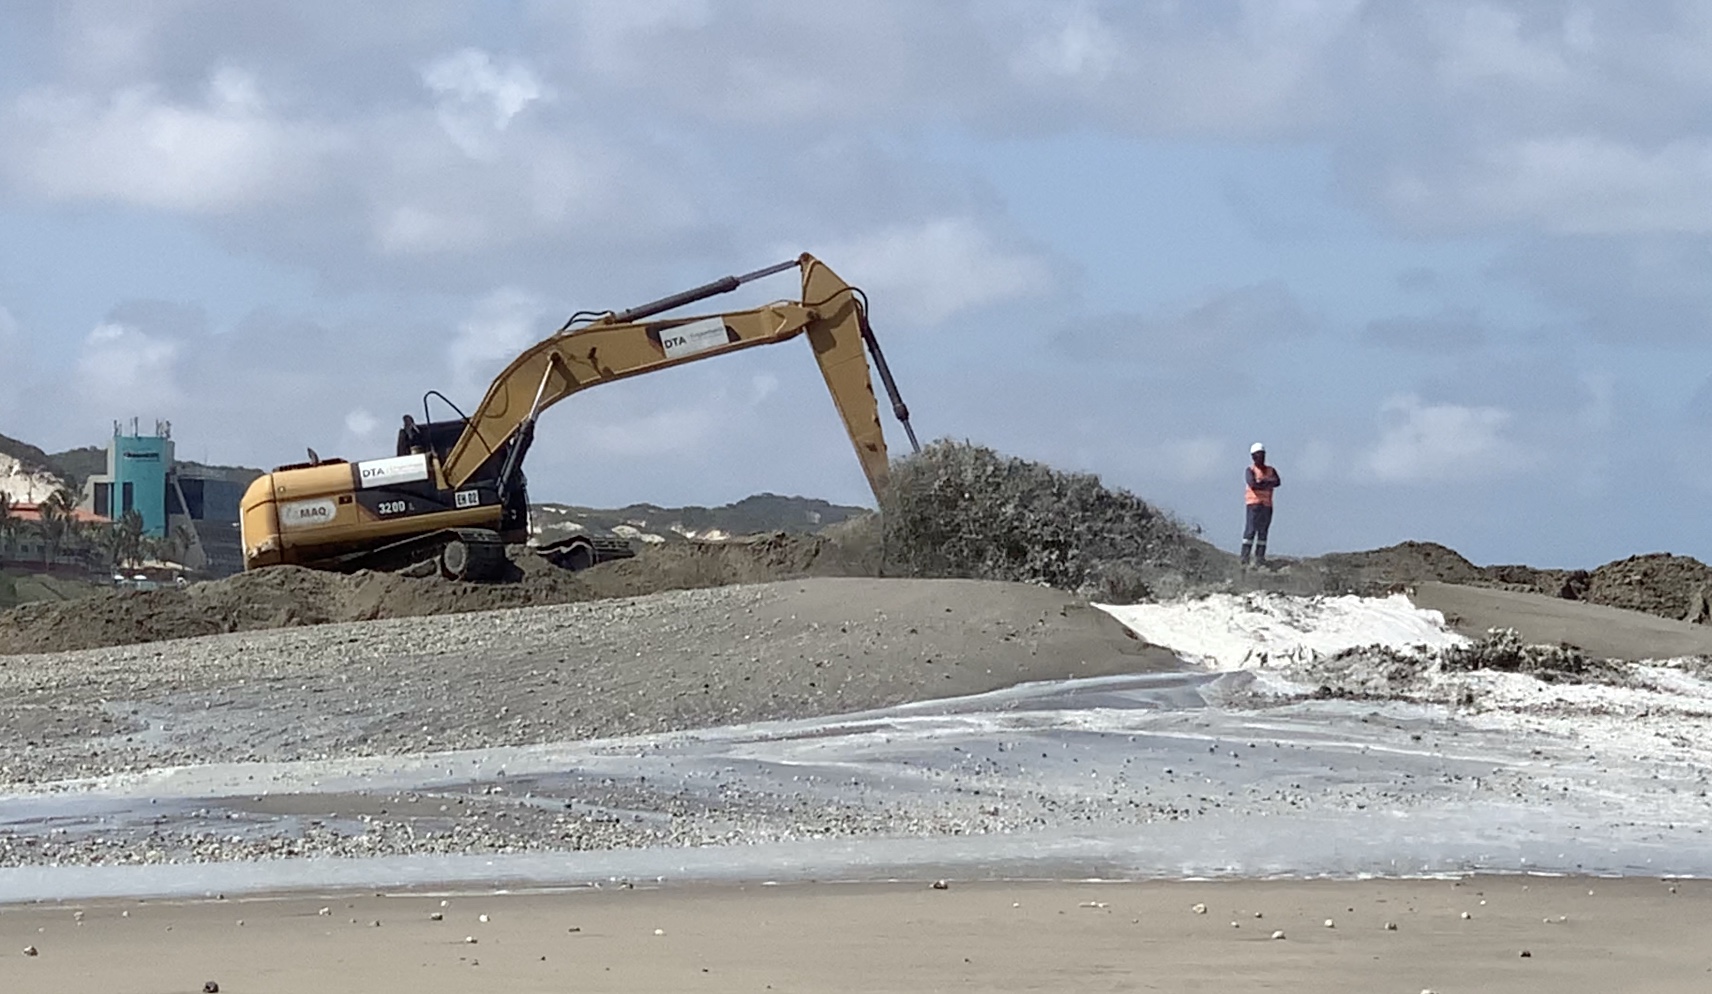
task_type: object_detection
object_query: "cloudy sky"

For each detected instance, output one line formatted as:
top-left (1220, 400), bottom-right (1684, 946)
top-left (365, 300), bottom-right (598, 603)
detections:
top-left (1, 1), bottom-right (1708, 567)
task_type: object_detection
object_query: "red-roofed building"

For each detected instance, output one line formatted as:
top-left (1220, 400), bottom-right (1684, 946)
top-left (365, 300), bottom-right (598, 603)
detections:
top-left (0, 503), bottom-right (109, 568)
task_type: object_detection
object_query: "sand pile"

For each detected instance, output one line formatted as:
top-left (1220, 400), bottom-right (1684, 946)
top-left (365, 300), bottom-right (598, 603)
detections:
top-left (878, 440), bottom-right (1225, 600)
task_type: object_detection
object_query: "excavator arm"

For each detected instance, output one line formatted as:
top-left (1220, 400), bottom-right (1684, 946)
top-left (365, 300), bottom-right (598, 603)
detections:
top-left (240, 253), bottom-right (917, 580)
top-left (439, 253), bottom-right (917, 501)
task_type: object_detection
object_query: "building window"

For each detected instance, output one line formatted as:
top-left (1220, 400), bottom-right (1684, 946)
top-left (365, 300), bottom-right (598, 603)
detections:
top-left (122, 481), bottom-right (134, 514)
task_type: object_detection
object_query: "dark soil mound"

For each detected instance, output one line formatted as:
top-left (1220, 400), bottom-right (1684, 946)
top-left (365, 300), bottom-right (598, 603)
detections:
top-left (1478, 564), bottom-right (1585, 599)
top-left (878, 440), bottom-right (1226, 600)
top-left (0, 534), bottom-right (877, 655)
top-left (1315, 541), bottom-right (1485, 591)
top-left (1582, 553), bottom-right (1712, 621)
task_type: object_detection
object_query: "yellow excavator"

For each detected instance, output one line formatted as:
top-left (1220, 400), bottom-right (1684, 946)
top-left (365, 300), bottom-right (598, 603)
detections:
top-left (239, 254), bottom-right (919, 581)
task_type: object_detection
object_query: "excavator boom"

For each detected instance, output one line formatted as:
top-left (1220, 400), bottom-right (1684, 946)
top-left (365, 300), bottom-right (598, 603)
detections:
top-left (441, 253), bottom-right (898, 500)
top-left (239, 253), bottom-right (917, 580)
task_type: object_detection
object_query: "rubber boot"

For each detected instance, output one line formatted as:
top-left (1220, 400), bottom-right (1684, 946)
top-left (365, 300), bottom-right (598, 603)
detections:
top-left (1240, 540), bottom-right (1253, 567)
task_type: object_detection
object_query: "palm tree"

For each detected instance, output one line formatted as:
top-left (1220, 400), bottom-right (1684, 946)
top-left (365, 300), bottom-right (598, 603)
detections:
top-left (39, 487), bottom-right (81, 570)
top-left (162, 521), bottom-right (197, 566)
top-left (94, 520), bottom-right (125, 572)
top-left (107, 509), bottom-right (146, 570)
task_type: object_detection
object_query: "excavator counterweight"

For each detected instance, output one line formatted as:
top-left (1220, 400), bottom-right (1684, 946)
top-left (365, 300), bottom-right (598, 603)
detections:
top-left (239, 254), bottom-right (917, 581)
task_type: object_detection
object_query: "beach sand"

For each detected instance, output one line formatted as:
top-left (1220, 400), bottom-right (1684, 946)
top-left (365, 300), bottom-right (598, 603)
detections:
top-left (3, 876), bottom-right (1706, 993)
top-left (1409, 580), bottom-right (1712, 660)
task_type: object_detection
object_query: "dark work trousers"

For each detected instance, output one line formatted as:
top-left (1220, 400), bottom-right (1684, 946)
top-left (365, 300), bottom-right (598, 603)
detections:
top-left (1241, 504), bottom-right (1274, 565)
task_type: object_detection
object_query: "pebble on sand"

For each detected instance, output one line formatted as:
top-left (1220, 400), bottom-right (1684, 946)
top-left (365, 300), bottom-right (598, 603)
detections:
top-left (203, 983), bottom-right (220, 993)
top-left (1270, 930), bottom-right (1286, 940)
top-left (478, 914), bottom-right (489, 923)
top-left (654, 928), bottom-right (666, 936)
top-left (1191, 903), bottom-right (1207, 915)
top-left (430, 912), bottom-right (444, 921)
top-left (1460, 911), bottom-right (1472, 919)
top-left (931, 880), bottom-right (950, 890)
top-left (1384, 922), bottom-right (1398, 931)
top-left (464, 936), bottom-right (478, 944)
top-left (1520, 949), bottom-right (1532, 958)
top-left (23, 945), bottom-right (38, 956)
top-left (1323, 919), bottom-right (1335, 928)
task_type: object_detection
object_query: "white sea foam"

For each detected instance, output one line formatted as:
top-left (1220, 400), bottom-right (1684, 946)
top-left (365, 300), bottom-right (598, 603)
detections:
top-left (1096, 592), bottom-right (1467, 671)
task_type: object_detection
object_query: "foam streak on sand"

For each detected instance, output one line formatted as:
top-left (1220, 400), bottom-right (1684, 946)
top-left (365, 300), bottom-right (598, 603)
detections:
top-left (1097, 592), bottom-right (1468, 670)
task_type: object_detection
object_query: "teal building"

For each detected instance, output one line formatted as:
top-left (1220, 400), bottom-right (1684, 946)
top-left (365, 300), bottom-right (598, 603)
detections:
top-left (81, 419), bottom-right (253, 574)
top-left (86, 420), bottom-right (174, 537)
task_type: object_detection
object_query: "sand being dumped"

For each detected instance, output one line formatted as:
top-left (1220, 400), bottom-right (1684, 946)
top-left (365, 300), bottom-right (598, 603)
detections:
top-left (879, 440), bottom-right (1225, 600)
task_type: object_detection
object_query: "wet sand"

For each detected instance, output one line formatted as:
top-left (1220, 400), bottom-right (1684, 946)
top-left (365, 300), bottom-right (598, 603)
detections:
top-left (2, 877), bottom-right (1706, 993)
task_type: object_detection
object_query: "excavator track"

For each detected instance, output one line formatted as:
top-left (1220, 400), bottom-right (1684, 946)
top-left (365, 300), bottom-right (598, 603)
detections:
top-left (536, 533), bottom-right (636, 572)
top-left (321, 527), bottom-right (509, 582)
top-left (435, 529), bottom-right (508, 581)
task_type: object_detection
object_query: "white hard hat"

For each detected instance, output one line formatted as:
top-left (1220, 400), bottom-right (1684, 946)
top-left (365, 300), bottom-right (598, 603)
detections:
top-left (1250, 442), bottom-right (1266, 454)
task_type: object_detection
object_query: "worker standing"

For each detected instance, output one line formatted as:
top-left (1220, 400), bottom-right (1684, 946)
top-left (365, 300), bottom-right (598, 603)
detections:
top-left (1241, 442), bottom-right (1280, 568)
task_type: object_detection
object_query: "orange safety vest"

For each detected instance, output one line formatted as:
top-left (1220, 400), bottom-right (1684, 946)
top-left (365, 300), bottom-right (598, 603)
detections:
top-left (1245, 464), bottom-right (1278, 507)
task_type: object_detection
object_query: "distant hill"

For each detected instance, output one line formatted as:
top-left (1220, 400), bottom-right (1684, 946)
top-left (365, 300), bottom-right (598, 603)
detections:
top-left (0, 432), bottom-right (58, 476)
top-left (44, 446), bottom-right (105, 491)
top-left (532, 493), bottom-right (870, 545)
top-left (176, 460), bottom-right (264, 485)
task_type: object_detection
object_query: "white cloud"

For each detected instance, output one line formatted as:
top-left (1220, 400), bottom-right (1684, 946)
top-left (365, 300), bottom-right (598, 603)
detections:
top-left (0, 305), bottom-right (24, 419)
top-left (577, 405), bottom-right (717, 457)
top-left (1385, 136), bottom-right (1712, 235)
top-left (422, 48), bottom-right (549, 160)
top-left (344, 408), bottom-right (379, 437)
top-left (1015, 5), bottom-right (1121, 83)
top-left (1295, 438), bottom-right (1338, 483)
top-left (372, 203), bottom-right (496, 257)
top-left (75, 322), bottom-right (183, 413)
top-left (6, 68), bottom-right (339, 212)
top-left (1434, 2), bottom-right (1573, 89)
top-left (446, 288), bottom-right (550, 401)
top-left (560, 0), bottom-right (715, 56)
top-left (1362, 394), bottom-right (1531, 483)
top-left (1156, 436), bottom-right (1225, 483)
top-left (814, 218), bottom-right (1055, 325)
top-left (1055, 282), bottom-right (1318, 367)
